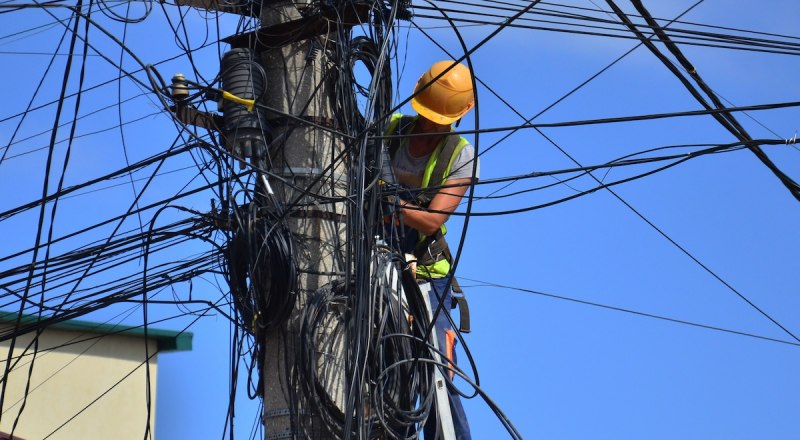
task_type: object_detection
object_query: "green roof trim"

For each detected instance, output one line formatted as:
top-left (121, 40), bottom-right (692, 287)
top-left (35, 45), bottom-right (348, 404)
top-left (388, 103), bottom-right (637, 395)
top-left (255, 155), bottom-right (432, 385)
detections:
top-left (0, 311), bottom-right (192, 353)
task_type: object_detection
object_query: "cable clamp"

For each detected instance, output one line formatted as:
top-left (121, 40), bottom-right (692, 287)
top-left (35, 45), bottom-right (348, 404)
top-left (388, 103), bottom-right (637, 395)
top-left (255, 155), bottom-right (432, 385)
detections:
top-left (264, 408), bottom-right (305, 418)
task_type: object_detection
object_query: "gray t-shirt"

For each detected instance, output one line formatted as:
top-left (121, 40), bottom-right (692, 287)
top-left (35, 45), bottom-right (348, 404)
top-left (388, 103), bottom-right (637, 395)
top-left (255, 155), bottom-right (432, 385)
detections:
top-left (392, 137), bottom-right (480, 190)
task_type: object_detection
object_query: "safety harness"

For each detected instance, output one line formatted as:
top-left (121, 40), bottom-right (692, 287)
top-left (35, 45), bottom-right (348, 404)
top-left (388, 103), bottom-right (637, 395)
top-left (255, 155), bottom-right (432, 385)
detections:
top-left (387, 114), bottom-right (471, 332)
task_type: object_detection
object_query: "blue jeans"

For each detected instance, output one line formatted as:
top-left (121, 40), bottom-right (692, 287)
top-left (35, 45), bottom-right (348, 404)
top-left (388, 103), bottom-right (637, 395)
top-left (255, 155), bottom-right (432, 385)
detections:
top-left (423, 276), bottom-right (471, 440)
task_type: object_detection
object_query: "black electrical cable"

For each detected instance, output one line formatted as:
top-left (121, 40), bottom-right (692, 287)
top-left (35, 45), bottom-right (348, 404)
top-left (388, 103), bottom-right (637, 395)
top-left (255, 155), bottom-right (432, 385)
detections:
top-left (0, 3), bottom-right (260, 438)
top-left (535, 0), bottom-right (800, 43)
top-left (410, 0), bottom-right (704, 202)
top-left (0, 91), bottom-right (148, 158)
top-left (606, 0), bottom-right (800, 343)
top-left (40, 298), bottom-right (219, 439)
top-left (411, 1), bottom-right (800, 390)
top-left (373, 99), bottom-right (800, 141)
top-left (415, 0), bottom-right (800, 56)
top-left (0, 295), bottom-right (183, 383)
top-left (606, 0), bottom-right (800, 205)
top-left (408, 0), bottom-right (482, 406)
top-left (115, 9), bottom-right (147, 249)
top-left (6, 0), bottom-right (798, 438)
top-left (0, 41), bottom-right (216, 128)
top-left (460, 277), bottom-right (800, 348)
top-left (9, 8), bottom-right (95, 431)
top-left (422, 0), bottom-right (800, 56)
top-left (0, 244), bottom-right (219, 341)
top-left (0, 20), bottom-right (71, 167)
top-left (0, 0), bottom-right (84, 421)
top-left (0, 163), bottom-right (220, 265)
top-left (471, 140), bottom-right (756, 200)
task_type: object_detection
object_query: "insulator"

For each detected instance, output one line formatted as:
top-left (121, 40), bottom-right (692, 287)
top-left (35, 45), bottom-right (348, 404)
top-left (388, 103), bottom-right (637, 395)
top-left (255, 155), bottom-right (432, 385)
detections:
top-left (220, 48), bottom-right (271, 165)
top-left (171, 73), bottom-right (190, 100)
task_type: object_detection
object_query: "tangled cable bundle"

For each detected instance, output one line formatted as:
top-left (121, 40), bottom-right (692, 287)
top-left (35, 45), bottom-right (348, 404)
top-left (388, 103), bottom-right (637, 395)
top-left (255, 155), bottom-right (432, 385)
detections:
top-left (0, 0), bottom-right (798, 438)
top-left (295, 252), bottom-right (438, 439)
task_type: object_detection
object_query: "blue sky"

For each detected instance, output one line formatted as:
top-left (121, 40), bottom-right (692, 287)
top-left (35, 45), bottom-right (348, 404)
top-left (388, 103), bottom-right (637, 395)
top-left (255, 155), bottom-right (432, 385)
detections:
top-left (1, 0), bottom-right (799, 438)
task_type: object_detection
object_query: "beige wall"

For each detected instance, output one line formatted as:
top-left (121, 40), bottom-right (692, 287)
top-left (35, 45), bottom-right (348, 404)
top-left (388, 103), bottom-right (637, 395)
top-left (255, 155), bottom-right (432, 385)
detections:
top-left (0, 326), bottom-right (159, 439)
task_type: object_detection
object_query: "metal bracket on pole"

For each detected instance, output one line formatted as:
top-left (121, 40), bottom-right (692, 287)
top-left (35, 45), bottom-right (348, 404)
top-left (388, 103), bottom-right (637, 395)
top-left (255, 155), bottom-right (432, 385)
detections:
top-left (167, 104), bottom-right (223, 130)
top-left (222, 2), bottom-right (372, 50)
top-left (418, 282), bottom-right (457, 440)
top-left (158, 0), bottom-right (260, 16)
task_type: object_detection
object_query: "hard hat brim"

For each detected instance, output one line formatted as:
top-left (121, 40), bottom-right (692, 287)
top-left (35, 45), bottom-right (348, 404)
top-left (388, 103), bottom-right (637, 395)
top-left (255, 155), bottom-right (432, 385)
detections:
top-left (411, 97), bottom-right (464, 125)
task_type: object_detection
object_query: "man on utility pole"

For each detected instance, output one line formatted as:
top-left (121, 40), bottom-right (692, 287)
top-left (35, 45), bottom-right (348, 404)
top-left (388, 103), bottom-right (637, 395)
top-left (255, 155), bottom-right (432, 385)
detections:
top-left (385, 60), bottom-right (478, 440)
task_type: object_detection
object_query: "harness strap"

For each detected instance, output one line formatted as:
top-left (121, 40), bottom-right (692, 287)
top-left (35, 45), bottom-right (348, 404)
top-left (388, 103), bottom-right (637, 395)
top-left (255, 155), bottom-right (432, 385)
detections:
top-left (427, 134), bottom-right (462, 197)
top-left (452, 293), bottom-right (470, 333)
top-left (416, 133), bottom-right (462, 207)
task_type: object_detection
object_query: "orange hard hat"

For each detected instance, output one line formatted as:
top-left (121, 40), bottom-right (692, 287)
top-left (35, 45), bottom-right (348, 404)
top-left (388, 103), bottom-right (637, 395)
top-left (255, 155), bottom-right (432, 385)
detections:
top-left (411, 61), bottom-right (475, 125)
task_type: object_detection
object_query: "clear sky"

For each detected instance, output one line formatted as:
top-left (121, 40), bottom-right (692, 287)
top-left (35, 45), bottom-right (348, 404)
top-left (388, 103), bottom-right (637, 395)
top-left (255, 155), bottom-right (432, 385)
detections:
top-left (1, 0), bottom-right (799, 439)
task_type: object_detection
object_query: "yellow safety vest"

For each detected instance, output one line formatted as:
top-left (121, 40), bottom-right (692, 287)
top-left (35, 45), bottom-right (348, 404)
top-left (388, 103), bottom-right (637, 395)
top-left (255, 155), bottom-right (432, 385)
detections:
top-left (386, 114), bottom-right (471, 278)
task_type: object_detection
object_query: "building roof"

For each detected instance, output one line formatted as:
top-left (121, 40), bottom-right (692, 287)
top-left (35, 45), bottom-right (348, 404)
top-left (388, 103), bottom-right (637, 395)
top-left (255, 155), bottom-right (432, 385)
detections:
top-left (0, 311), bottom-right (192, 352)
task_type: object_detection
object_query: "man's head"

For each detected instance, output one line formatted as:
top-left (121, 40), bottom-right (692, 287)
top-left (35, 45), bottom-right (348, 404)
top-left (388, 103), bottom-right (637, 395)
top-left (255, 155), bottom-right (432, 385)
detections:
top-left (414, 115), bottom-right (451, 134)
top-left (411, 61), bottom-right (475, 126)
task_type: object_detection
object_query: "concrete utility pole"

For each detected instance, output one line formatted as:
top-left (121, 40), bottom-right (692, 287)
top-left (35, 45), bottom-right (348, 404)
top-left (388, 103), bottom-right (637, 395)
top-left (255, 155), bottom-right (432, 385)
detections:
top-left (223, 1), bottom-right (356, 438)
top-left (255, 4), bottom-right (347, 438)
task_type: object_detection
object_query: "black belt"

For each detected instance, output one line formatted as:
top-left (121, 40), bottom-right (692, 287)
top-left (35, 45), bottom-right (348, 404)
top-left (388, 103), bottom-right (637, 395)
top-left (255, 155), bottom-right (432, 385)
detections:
top-left (414, 231), bottom-right (471, 333)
